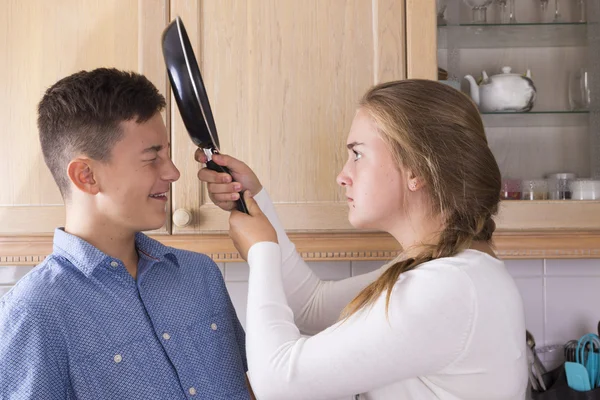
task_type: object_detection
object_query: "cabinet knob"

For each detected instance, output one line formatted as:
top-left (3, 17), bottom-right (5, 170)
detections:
top-left (173, 208), bottom-right (193, 227)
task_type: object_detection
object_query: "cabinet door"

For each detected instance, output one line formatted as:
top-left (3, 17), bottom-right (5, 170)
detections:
top-left (437, 0), bottom-right (599, 230)
top-left (0, 0), bottom-right (169, 234)
top-left (170, 0), bottom-right (406, 233)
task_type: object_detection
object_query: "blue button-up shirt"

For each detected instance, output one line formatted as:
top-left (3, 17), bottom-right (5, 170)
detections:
top-left (0, 229), bottom-right (249, 400)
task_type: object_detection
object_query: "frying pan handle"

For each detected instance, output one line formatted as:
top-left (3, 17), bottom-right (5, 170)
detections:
top-left (206, 160), bottom-right (249, 214)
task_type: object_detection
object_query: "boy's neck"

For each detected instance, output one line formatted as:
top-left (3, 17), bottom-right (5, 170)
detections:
top-left (64, 213), bottom-right (139, 280)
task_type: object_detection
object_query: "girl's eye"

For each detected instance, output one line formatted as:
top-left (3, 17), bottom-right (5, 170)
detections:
top-left (352, 150), bottom-right (362, 161)
top-left (144, 158), bottom-right (158, 163)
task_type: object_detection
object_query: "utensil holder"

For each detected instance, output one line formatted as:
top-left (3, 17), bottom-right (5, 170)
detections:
top-left (532, 364), bottom-right (600, 400)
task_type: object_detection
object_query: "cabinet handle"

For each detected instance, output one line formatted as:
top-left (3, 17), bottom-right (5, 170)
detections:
top-left (173, 208), bottom-right (193, 227)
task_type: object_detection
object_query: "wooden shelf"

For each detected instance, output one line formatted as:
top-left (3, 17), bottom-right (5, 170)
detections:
top-left (481, 110), bottom-right (589, 127)
top-left (3, 229), bottom-right (600, 265)
top-left (496, 201), bottom-right (600, 231)
top-left (438, 22), bottom-right (587, 49)
top-left (3, 201), bottom-right (600, 264)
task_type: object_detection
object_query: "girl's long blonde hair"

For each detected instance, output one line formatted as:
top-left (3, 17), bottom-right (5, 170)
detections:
top-left (341, 79), bottom-right (501, 319)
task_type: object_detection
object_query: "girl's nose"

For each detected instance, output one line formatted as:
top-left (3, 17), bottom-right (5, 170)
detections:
top-left (336, 170), bottom-right (350, 187)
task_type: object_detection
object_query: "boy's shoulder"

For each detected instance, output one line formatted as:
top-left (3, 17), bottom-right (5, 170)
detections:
top-left (0, 255), bottom-right (71, 319)
top-left (163, 246), bottom-right (224, 283)
top-left (166, 246), bottom-right (215, 265)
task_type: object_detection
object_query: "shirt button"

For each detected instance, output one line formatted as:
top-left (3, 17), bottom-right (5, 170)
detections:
top-left (188, 387), bottom-right (197, 396)
top-left (210, 323), bottom-right (217, 331)
top-left (110, 261), bottom-right (119, 268)
top-left (162, 332), bottom-right (171, 340)
top-left (113, 354), bottom-right (122, 363)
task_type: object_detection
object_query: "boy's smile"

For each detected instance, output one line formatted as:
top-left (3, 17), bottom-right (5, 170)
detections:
top-left (91, 113), bottom-right (180, 233)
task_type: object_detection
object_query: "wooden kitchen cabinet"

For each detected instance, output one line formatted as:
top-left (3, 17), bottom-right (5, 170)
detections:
top-left (167, 0), bottom-right (600, 260)
top-left (4, 0), bottom-right (599, 265)
top-left (0, 0), bottom-right (435, 264)
top-left (168, 0), bottom-right (426, 234)
top-left (162, 0), bottom-right (437, 260)
top-left (0, 0), bottom-right (169, 239)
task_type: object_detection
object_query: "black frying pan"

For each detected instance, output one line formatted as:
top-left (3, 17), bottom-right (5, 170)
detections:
top-left (161, 16), bottom-right (248, 214)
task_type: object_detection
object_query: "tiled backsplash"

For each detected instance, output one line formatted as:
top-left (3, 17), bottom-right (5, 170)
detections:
top-left (0, 265), bottom-right (33, 299)
top-left (3, 258), bottom-right (600, 371)
top-left (219, 258), bottom-right (600, 371)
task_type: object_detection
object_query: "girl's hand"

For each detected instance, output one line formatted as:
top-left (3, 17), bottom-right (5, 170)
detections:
top-left (195, 151), bottom-right (262, 211)
top-left (229, 191), bottom-right (277, 260)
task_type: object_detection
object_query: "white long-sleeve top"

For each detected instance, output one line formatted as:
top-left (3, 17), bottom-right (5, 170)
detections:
top-left (249, 189), bottom-right (528, 400)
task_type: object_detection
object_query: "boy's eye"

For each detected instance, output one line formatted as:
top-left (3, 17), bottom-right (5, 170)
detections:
top-left (352, 150), bottom-right (362, 161)
top-left (144, 158), bottom-right (158, 163)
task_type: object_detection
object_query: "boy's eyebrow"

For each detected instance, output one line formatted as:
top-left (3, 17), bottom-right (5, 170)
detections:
top-left (141, 143), bottom-right (170, 154)
top-left (346, 142), bottom-right (364, 149)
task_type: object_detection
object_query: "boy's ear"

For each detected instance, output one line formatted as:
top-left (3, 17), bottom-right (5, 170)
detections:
top-left (67, 158), bottom-right (100, 195)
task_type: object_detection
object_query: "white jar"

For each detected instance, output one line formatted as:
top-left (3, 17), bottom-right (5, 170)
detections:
top-left (569, 179), bottom-right (600, 200)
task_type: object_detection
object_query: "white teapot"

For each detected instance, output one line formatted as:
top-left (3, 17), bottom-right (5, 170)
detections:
top-left (464, 67), bottom-right (536, 112)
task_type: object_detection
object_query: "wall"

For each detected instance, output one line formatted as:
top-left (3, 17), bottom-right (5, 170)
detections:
top-left (222, 258), bottom-right (600, 371)
top-left (2, 257), bottom-right (599, 372)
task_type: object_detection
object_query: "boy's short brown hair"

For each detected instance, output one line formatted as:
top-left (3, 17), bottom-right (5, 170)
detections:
top-left (37, 68), bottom-right (166, 199)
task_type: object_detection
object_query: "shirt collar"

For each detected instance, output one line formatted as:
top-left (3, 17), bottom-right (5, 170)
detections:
top-left (52, 228), bottom-right (179, 277)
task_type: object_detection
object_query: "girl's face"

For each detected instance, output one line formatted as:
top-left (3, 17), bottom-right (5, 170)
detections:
top-left (336, 109), bottom-right (408, 232)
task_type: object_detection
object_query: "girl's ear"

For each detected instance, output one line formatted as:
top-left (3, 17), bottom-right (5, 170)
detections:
top-left (406, 171), bottom-right (423, 192)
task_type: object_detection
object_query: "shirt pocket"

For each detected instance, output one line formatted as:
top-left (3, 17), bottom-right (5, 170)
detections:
top-left (75, 338), bottom-right (166, 400)
top-left (188, 312), bottom-right (248, 397)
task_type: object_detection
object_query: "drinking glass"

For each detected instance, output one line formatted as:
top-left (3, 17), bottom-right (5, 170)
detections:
top-left (496, 0), bottom-right (509, 23)
top-left (539, 0), bottom-right (552, 22)
top-left (508, 0), bottom-right (516, 23)
top-left (463, 0), bottom-right (495, 23)
top-left (576, 0), bottom-right (586, 22)
top-left (568, 68), bottom-right (590, 111)
top-left (498, 0), bottom-right (516, 23)
top-left (437, 0), bottom-right (448, 25)
top-left (553, 0), bottom-right (561, 22)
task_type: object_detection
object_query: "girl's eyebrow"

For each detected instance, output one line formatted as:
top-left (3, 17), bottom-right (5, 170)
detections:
top-left (346, 142), bottom-right (365, 149)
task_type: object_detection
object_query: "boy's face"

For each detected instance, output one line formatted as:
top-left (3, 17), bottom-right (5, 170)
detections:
top-left (92, 113), bottom-right (180, 233)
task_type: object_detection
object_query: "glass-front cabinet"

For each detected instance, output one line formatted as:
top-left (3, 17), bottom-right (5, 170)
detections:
top-left (436, 0), bottom-right (600, 257)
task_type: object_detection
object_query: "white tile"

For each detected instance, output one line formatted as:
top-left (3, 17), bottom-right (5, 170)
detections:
top-left (215, 263), bottom-right (225, 276)
top-left (307, 261), bottom-right (351, 281)
top-left (545, 276), bottom-right (600, 346)
top-left (0, 285), bottom-right (13, 299)
top-left (351, 261), bottom-right (383, 276)
top-left (546, 259), bottom-right (600, 276)
top-left (224, 262), bottom-right (249, 282)
top-left (225, 281), bottom-right (249, 329)
top-left (0, 265), bottom-right (34, 285)
top-left (513, 277), bottom-right (545, 346)
top-left (503, 259), bottom-right (543, 278)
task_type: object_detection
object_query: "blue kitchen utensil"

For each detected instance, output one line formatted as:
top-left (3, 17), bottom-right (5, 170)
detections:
top-left (576, 333), bottom-right (600, 388)
top-left (565, 361), bottom-right (593, 391)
